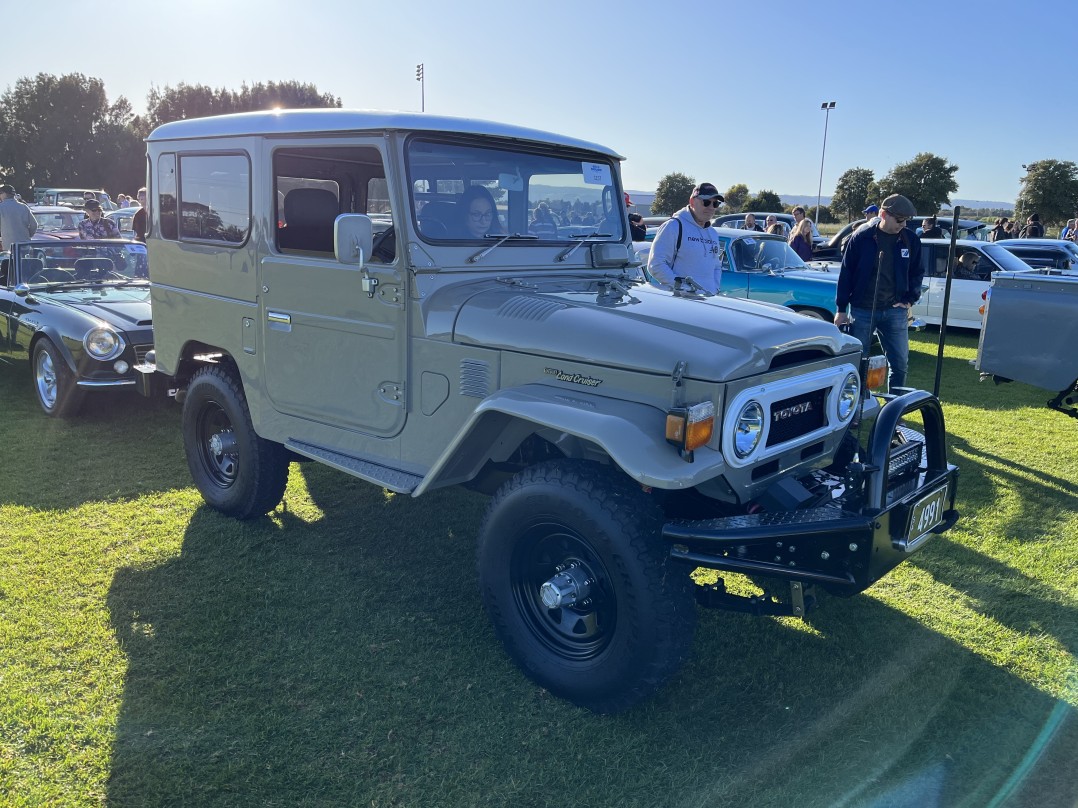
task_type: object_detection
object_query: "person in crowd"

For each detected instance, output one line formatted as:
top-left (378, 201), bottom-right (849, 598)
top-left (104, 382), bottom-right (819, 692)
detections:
top-left (766, 222), bottom-right (785, 236)
top-left (1060, 218), bottom-right (1075, 240)
top-left (0, 184), bottom-right (38, 250)
top-left (834, 194), bottom-right (923, 390)
top-left (458, 185), bottom-right (502, 239)
top-left (529, 202), bottom-right (558, 238)
top-left (78, 199), bottom-right (121, 239)
top-left (988, 217), bottom-right (1008, 242)
top-left (1003, 220), bottom-right (1017, 239)
top-left (628, 212), bottom-right (647, 241)
top-left (791, 205), bottom-right (821, 239)
top-left (116, 193), bottom-right (128, 208)
top-left (1020, 213), bottom-right (1044, 238)
top-left (862, 204), bottom-right (879, 221)
top-left (788, 217), bottom-right (815, 261)
top-left (952, 251), bottom-right (982, 279)
top-left (646, 182), bottom-right (724, 292)
top-left (919, 215), bottom-right (944, 239)
top-left (741, 213), bottom-right (763, 232)
top-left (132, 188), bottom-right (148, 242)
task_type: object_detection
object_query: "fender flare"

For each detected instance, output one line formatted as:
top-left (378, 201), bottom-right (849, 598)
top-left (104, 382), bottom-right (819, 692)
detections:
top-left (414, 383), bottom-right (728, 495)
top-left (29, 325), bottom-right (80, 374)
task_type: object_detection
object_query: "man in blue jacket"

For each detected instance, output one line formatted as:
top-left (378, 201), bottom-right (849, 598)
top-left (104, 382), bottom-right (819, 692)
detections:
top-left (834, 194), bottom-right (922, 389)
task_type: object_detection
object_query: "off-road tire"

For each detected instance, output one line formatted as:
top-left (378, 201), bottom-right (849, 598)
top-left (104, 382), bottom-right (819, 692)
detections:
top-left (182, 364), bottom-right (290, 519)
top-left (477, 460), bottom-right (696, 713)
top-left (32, 339), bottom-right (84, 418)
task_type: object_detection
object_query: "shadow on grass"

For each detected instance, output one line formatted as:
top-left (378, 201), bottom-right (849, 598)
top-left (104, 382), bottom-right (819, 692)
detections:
top-left (106, 465), bottom-right (1078, 808)
top-left (0, 362), bottom-right (187, 510)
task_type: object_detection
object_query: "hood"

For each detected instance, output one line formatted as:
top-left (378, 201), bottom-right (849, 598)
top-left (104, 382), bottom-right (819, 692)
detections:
top-left (38, 284), bottom-right (152, 329)
top-left (450, 277), bottom-right (859, 382)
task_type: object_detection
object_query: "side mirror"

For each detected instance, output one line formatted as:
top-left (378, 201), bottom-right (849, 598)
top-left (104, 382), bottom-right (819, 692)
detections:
top-left (334, 214), bottom-right (373, 268)
top-left (14, 283), bottom-right (31, 298)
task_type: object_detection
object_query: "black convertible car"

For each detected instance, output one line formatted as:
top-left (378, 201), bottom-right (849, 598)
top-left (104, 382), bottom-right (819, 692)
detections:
top-left (0, 240), bottom-right (152, 417)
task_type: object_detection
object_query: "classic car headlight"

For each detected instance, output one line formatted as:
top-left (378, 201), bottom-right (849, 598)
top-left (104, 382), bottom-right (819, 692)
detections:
top-left (84, 327), bottom-right (125, 361)
top-left (733, 400), bottom-right (764, 458)
top-left (838, 372), bottom-right (860, 421)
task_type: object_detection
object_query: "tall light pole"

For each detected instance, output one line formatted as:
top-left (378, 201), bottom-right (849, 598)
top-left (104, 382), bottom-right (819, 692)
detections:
top-left (816, 101), bottom-right (836, 225)
top-left (416, 63), bottom-right (425, 112)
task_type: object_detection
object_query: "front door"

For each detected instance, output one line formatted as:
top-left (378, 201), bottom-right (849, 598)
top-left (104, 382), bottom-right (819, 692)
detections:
top-left (259, 141), bottom-right (407, 438)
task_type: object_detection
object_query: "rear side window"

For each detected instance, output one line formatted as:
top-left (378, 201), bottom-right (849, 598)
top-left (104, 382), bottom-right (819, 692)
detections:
top-left (178, 154), bottom-right (251, 245)
top-left (158, 154), bottom-right (177, 240)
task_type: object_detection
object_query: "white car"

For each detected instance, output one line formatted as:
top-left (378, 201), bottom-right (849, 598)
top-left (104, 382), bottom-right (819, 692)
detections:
top-left (912, 239), bottom-right (1034, 329)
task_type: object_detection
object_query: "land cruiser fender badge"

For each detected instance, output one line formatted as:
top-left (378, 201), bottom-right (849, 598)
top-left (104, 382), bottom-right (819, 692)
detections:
top-left (773, 401), bottom-right (813, 421)
top-left (545, 368), bottom-right (603, 387)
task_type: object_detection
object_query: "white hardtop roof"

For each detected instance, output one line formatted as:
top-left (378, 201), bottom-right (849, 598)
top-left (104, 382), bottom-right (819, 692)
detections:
top-left (147, 108), bottom-right (623, 159)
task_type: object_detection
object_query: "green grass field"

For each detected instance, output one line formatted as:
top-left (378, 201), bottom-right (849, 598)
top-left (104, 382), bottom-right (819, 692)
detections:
top-left (2, 331), bottom-right (1076, 807)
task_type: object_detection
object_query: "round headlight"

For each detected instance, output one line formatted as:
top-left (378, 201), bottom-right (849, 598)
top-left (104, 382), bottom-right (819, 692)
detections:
top-left (734, 401), bottom-right (764, 459)
top-left (838, 372), bottom-right (860, 421)
top-left (84, 327), bottom-right (124, 360)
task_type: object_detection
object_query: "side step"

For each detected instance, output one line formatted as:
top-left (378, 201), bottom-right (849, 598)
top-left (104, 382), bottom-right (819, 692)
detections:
top-left (286, 439), bottom-right (424, 494)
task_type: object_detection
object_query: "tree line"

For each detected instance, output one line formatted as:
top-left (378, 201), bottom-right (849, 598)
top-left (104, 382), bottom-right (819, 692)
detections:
top-left (651, 154), bottom-right (1078, 229)
top-left (0, 73), bottom-right (341, 198)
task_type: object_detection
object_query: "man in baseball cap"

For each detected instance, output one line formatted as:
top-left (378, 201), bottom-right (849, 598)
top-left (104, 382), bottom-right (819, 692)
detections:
top-left (834, 193), bottom-right (923, 390)
top-left (862, 204), bottom-right (879, 216)
top-left (647, 182), bottom-right (725, 293)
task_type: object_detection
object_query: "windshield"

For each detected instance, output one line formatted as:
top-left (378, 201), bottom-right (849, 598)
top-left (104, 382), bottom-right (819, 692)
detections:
top-left (15, 241), bottom-right (149, 285)
top-left (33, 210), bottom-right (83, 232)
top-left (407, 137), bottom-right (624, 243)
top-left (981, 243), bottom-right (1039, 274)
top-left (731, 236), bottom-right (806, 272)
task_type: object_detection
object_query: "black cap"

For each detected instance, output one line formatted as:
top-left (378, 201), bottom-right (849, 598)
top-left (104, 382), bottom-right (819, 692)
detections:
top-left (691, 182), bottom-right (724, 202)
top-left (84, 199), bottom-right (102, 211)
top-left (880, 194), bottom-right (917, 218)
top-left (0, 184), bottom-right (15, 196)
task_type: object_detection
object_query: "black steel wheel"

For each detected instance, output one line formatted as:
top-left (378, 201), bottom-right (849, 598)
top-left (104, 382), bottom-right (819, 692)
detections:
top-left (32, 339), bottom-right (84, 418)
top-left (477, 460), bottom-right (696, 713)
top-left (182, 364), bottom-right (290, 519)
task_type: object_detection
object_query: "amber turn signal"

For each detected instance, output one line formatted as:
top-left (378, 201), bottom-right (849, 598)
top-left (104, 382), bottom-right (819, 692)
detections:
top-left (666, 401), bottom-right (715, 452)
top-left (865, 355), bottom-right (889, 391)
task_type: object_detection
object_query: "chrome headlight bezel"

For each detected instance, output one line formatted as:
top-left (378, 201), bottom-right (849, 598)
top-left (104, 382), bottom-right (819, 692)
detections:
top-left (84, 326), bottom-right (125, 361)
top-left (733, 400), bottom-right (764, 459)
top-left (837, 372), bottom-right (860, 421)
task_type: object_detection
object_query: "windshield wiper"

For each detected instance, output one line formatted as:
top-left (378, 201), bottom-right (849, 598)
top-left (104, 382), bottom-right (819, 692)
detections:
top-left (467, 233), bottom-right (538, 264)
top-left (555, 231), bottom-right (612, 263)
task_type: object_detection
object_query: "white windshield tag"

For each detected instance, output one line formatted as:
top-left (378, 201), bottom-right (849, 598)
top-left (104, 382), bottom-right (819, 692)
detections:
top-left (126, 244), bottom-right (148, 254)
top-left (582, 162), bottom-right (611, 185)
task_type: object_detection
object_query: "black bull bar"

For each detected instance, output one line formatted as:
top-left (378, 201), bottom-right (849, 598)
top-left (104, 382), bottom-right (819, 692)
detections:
top-left (662, 391), bottom-right (960, 596)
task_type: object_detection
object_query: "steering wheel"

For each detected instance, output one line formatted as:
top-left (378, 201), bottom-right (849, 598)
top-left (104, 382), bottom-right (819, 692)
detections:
top-left (371, 226), bottom-right (395, 263)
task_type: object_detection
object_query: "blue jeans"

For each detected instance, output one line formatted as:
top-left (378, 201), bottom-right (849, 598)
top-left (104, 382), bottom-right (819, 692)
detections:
top-left (849, 305), bottom-right (909, 389)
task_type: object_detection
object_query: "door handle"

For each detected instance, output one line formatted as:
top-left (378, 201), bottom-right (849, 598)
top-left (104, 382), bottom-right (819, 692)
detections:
top-left (267, 311), bottom-right (291, 329)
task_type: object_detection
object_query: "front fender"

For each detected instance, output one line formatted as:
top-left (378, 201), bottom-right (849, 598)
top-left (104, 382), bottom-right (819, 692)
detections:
top-left (414, 383), bottom-right (730, 495)
top-left (30, 325), bottom-right (80, 374)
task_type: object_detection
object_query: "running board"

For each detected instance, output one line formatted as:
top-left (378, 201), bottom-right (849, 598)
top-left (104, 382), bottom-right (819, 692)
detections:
top-left (286, 439), bottom-right (424, 493)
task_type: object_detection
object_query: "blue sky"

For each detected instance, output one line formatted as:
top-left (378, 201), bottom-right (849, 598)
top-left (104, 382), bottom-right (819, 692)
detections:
top-left (3, 0), bottom-right (1071, 205)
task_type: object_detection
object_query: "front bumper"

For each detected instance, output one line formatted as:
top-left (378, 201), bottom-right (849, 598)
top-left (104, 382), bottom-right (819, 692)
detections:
top-left (663, 390), bottom-right (959, 596)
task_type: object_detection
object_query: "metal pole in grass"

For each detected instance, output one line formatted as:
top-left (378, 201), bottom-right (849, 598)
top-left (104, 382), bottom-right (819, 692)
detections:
top-left (933, 206), bottom-right (961, 397)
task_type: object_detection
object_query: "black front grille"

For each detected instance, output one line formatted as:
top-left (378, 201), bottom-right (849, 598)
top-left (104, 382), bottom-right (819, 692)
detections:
top-left (133, 344), bottom-right (153, 363)
top-left (766, 388), bottom-right (827, 447)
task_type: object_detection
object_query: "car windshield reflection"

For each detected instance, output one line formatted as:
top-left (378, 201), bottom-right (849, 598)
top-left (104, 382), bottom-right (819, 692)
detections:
top-left (15, 241), bottom-right (150, 286)
top-left (733, 237), bottom-right (806, 272)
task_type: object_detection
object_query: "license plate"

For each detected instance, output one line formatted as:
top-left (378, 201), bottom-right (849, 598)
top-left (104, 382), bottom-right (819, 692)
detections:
top-left (906, 484), bottom-right (948, 546)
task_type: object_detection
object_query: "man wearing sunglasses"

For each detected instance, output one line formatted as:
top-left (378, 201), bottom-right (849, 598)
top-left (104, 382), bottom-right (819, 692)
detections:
top-left (834, 193), bottom-right (923, 390)
top-left (647, 182), bottom-right (725, 293)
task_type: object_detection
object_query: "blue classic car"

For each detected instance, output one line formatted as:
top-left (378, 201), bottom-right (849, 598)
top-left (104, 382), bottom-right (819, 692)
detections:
top-left (636, 228), bottom-right (841, 319)
top-left (0, 240), bottom-right (152, 416)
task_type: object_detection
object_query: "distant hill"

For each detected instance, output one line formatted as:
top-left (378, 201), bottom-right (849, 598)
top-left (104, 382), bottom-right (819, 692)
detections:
top-left (781, 194), bottom-right (1013, 212)
top-left (624, 190), bottom-right (1013, 215)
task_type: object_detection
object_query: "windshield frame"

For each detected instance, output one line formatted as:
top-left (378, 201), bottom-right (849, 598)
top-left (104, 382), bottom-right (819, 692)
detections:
top-left (14, 240), bottom-right (150, 287)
